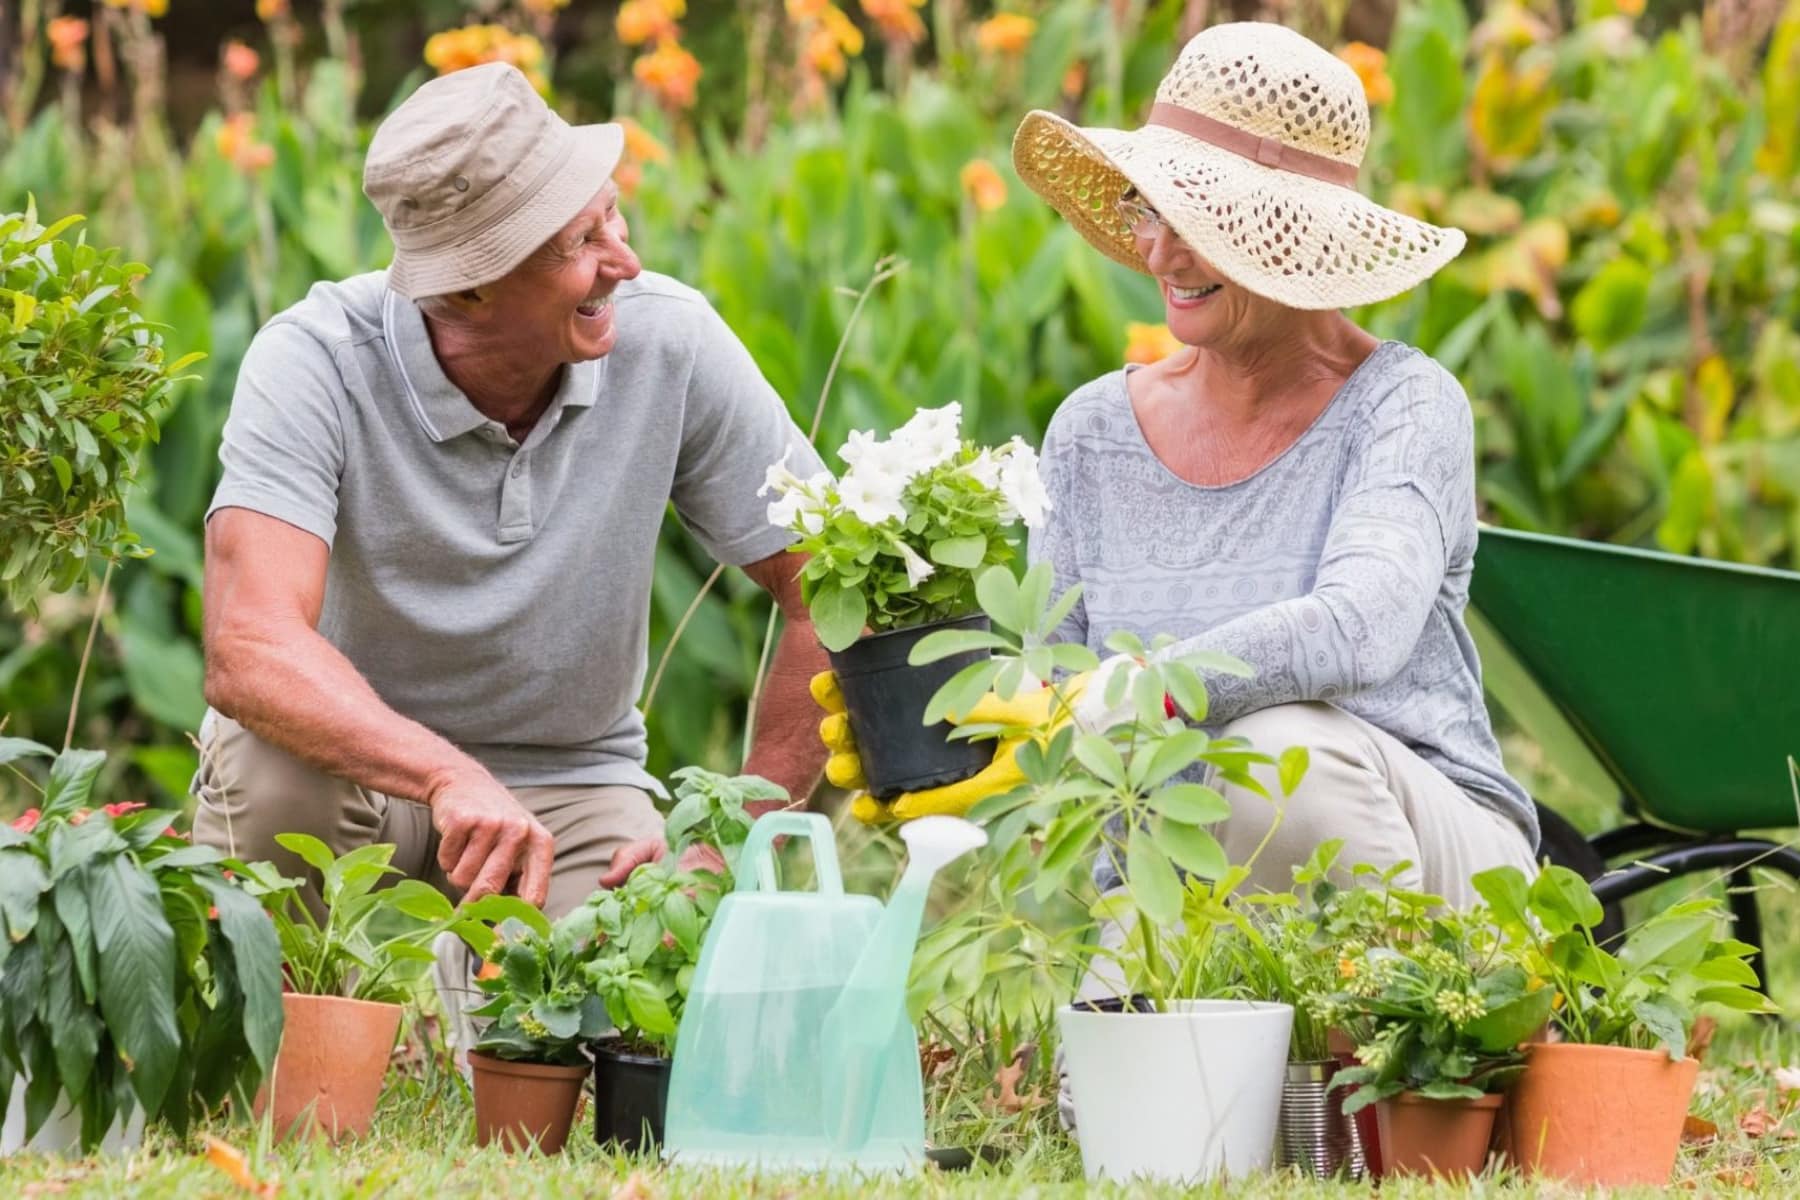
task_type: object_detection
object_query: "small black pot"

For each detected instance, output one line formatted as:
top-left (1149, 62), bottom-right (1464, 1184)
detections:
top-left (592, 1039), bottom-right (669, 1155)
top-left (826, 613), bottom-right (994, 800)
top-left (1069, 994), bottom-right (1157, 1015)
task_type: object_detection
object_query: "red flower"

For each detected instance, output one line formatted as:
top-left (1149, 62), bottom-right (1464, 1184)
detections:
top-left (10, 809), bottom-right (40, 834)
top-left (1163, 692), bottom-right (1178, 720)
top-left (103, 801), bottom-right (147, 818)
top-left (207, 906), bottom-right (221, 920)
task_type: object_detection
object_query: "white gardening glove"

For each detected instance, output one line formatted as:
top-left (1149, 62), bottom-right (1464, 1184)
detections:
top-left (1071, 651), bottom-right (1157, 735)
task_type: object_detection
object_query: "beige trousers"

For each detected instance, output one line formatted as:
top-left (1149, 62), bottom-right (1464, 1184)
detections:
top-left (190, 711), bottom-right (665, 920)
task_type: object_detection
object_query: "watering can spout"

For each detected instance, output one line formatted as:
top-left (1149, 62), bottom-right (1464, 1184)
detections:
top-left (819, 816), bottom-right (987, 1151)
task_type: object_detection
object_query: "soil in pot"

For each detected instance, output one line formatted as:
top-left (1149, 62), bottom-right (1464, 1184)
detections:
top-left (826, 614), bottom-right (992, 799)
top-left (256, 993), bottom-right (403, 1142)
top-left (1504, 1042), bottom-right (1699, 1186)
top-left (594, 1039), bottom-right (670, 1155)
top-left (1374, 1091), bottom-right (1502, 1179)
top-left (470, 1051), bottom-right (589, 1154)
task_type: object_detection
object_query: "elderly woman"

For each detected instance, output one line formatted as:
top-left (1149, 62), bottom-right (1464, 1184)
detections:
top-left (1007, 20), bottom-right (1539, 905)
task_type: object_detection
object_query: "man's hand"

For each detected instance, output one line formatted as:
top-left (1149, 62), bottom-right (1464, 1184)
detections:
top-left (425, 770), bottom-right (555, 906)
top-left (599, 839), bottom-right (728, 888)
top-left (812, 671), bottom-right (1083, 822)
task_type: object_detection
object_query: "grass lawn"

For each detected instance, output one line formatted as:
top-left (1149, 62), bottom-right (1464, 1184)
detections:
top-left (6, 735), bottom-right (1800, 1196)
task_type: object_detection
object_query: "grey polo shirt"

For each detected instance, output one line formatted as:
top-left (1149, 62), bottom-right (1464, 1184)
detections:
top-left (207, 269), bottom-right (822, 792)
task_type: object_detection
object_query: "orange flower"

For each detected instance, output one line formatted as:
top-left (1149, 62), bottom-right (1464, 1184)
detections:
top-left (786, 0), bottom-right (830, 19)
top-left (424, 25), bottom-right (548, 92)
top-left (797, 4), bottom-right (863, 80)
top-left (621, 117), bottom-right (670, 165)
top-left (255, 0), bottom-right (289, 19)
top-left (1614, 0), bottom-right (1645, 14)
top-left (1336, 42), bottom-right (1393, 107)
top-left (1061, 60), bottom-right (1088, 100)
top-left (216, 112), bottom-right (276, 173)
top-left (223, 40), bottom-right (260, 81)
top-left (475, 960), bottom-right (504, 982)
top-left (617, 0), bottom-right (684, 48)
top-left (47, 16), bottom-right (87, 72)
top-left (633, 37), bottom-right (701, 110)
top-left (521, 0), bottom-right (572, 13)
top-left (960, 158), bottom-right (1006, 213)
top-left (807, 28), bottom-right (848, 80)
top-left (103, 0), bottom-right (167, 13)
top-left (976, 13), bottom-right (1036, 57)
top-left (861, 0), bottom-right (926, 47)
top-left (822, 5), bottom-right (864, 56)
top-left (1124, 322), bottom-right (1183, 364)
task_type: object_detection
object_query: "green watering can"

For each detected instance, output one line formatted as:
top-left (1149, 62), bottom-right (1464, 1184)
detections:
top-left (662, 811), bottom-right (986, 1171)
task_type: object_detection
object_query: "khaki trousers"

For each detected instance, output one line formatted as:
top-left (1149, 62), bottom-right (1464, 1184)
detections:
top-left (190, 711), bottom-right (665, 920)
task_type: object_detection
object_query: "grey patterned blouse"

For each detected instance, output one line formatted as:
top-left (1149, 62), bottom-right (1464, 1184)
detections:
top-left (1028, 341), bottom-right (1538, 879)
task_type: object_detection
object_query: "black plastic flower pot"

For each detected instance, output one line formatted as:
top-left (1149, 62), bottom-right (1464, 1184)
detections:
top-left (825, 613), bottom-right (994, 800)
top-left (592, 1039), bottom-right (669, 1155)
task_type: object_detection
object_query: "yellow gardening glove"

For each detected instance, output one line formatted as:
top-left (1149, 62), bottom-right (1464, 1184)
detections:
top-left (810, 670), bottom-right (1083, 823)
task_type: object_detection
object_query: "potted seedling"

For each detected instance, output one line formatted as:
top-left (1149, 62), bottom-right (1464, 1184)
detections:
top-left (0, 744), bottom-right (283, 1156)
top-left (662, 766), bottom-right (785, 878)
top-left (579, 859), bottom-right (724, 1153)
top-left (1473, 863), bottom-right (1774, 1186)
top-left (912, 563), bottom-right (1308, 1183)
top-left (1323, 903), bottom-right (1551, 1180)
top-left (232, 835), bottom-right (499, 1142)
top-left (763, 403), bottom-right (1049, 798)
top-left (461, 905), bottom-right (610, 1154)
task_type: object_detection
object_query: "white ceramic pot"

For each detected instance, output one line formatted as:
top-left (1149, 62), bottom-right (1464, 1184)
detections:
top-left (3, 1082), bottom-right (145, 1157)
top-left (1058, 998), bottom-right (1293, 1183)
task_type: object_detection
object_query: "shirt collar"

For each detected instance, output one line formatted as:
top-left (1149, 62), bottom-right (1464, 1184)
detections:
top-left (383, 285), bottom-right (600, 444)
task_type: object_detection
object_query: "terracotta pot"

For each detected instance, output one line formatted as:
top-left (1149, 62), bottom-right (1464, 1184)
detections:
top-left (469, 1051), bottom-right (588, 1154)
top-left (1374, 1091), bottom-right (1503, 1179)
top-left (1504, 1042), bottom-right (1700, 1186)
top-left (255, 993), bottom-right (403, 1142)
top-left (1328, 1029), bottom-right (1384, 1179)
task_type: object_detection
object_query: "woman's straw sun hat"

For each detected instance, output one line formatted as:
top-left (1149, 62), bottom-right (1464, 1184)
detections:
top-left (1013, 22), bottom-right (1465, 311)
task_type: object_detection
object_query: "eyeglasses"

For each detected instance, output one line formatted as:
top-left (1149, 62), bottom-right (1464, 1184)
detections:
top-left (1115, 191), bottom-right (1168, 238)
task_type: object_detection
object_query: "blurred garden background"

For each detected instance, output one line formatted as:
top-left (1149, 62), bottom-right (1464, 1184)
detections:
top-left (1, 0), bottom-right (1797, 817)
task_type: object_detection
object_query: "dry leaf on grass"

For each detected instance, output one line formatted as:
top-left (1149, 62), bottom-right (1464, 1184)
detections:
top-left (919, 1041), bottom-right (957, 1082)
top-left (203, 1136), bottom-right (280, 1198)
top-left (986, 1044), bottom-right (1044, 1114)
top-left (1688, 1015), bottom-right (1717, 1059)
top-left (1683, 1114), bottom-right (1719, 1144)
top-left (1774, 1066), bottom-right (1800, 1095)
top-left (1735, 1103), bottom-right (1798, 1139)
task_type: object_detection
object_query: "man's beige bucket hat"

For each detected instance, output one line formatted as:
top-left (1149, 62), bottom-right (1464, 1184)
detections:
top-left (363, 62), bottom-right (624, 300)
top-left (1013, 22), bottom-right (1465, 310)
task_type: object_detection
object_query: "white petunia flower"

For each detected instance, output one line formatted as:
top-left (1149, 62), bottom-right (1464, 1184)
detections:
top-left (838, 429), bottom-right (882, 472)
top-left (892, 403), bottom-right (964, 472)
top-left (963, 448), bottom-right (1002, 491)
top-left (758, 446), bottom-right (803, 498)
top-left (894, 540), bottom-right (935, 588)
top-left (766, 490), bottom-right (806, 530)
top-left (997, 436), bottom-right (1051, 528)
top-left (838, 467), bottom-right (908, 526)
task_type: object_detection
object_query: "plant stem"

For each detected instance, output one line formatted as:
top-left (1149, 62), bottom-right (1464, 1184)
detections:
top-left (63, 557), bottom-right (115, 752)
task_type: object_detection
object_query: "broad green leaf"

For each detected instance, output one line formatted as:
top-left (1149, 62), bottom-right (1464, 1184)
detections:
top-left (1462, 987), bottom-right (1554, 1054)
top-left (43, 749), bottom-right (106, 818)
top-left (0, 848), bottom-right (50, 942)
top-left (624, 978), bottom-right (676, 1036)
top-left (1147, 782), bottom-right (1231, 825)
top-left (1125, 826), bottom-right (1181, 926)
top-left (1071, 733), bottom-right (1126, 787)
top-left (974, 565), bottom-right (1024, 633)
top-left (809, 581), bottom-right (868, 652)
top-left (90, 855), bottom-right (181, 1113)
top-left (1277, 747), bottom-right (1310, 796)
top-left (1136, 731), bottom-right (1211, 792)
top-left (1153, 818), bottom-right (1228, 881)
top-left (196, 875), bottom-right (285, 1075)
top-left (0, 736), bottom-right (54, 766)
top-left (273, 832), bottom-right (337, 875)
top-left (1630, 995), bottom-right (1690, 1058)
top-left (908, 627), bottom-right (1011, 664)
top-left (1472, 866), bottom-right (1533, 931)
top-left (1619, 914), bottom-right (1715, 975)
top-left (927, 534), bottom-right (986, 568)
top-left (922, 657), bottom-right (1001, 724)
top-left (1529, 865), bottom-right (1604, 934)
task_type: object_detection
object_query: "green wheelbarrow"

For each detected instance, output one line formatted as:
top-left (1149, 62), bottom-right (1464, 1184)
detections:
top-left (1470, 526), bottom-right (1800, 964)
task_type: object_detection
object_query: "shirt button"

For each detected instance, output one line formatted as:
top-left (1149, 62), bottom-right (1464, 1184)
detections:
top-left (510, 460), bottom-right (524, 478)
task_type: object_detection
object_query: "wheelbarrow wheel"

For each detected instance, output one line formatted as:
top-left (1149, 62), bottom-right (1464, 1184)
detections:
top-left (1532, 802), bottom-right (1626, 945)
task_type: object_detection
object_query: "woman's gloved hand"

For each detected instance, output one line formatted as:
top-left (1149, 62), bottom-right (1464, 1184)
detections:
top-left (810, 670), bottom-right (1083, 823)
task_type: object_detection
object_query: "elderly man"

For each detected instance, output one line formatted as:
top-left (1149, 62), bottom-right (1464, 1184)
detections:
top-left (190, 62), bottom-right (827, 922)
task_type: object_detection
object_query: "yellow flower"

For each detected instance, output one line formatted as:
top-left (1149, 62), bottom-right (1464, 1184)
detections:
top-left (960, 159), bottom-right (1007, 213)
top-left (621, 117), bottom-right (669, 165)
top-left (47, 16), bottom-right (88, 73)
top-left (822, 5), bottom-right (864, 57)
top-left (976, 13), bottom-right (1036, 57)
top-left (633, 37), bottom-right (702, 110)
top-left (1124, 322), bottom-right (1184, 365)
top-left (786, 0), bottom-right (830, 19)
top-left (1338, 956), bottom-right (1357, 979)
top-left (861, 0), bottom-right (926, 47)
top-left (255, 0), bottom-right (289, 19)
top-left (1614, 0), bottom-right (1644, 13)
top-left (1336, 42), bottom-right (1393, 107)
top-left (617, 0), bottom-right (684, 48)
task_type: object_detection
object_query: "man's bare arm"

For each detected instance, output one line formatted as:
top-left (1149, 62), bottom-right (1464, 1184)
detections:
top-left (203, 507), bottom-right (554, 904)
top-left (737, 548), bottom-right (829, 813)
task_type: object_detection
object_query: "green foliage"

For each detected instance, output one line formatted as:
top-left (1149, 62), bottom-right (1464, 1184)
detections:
top-left (229, 834), bottom-right (503, 1005)
top-left (663, 766), bottom-right (784, 877)
top-left (0, 740), bottom-right (280, 1151)
top-left (1472, 863), bottom-right (1777, 1054)
top-left (0, 204), bottom-right (195, 611)
top-left (466, 905), bottom-right (612, 1069)
top-left (1324, 902), bottom-right (1549, 1112)
top-left (575, 863), bottom-right (724, 1057)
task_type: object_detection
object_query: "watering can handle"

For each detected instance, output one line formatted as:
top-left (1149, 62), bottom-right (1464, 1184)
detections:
top-left (733, 811), bottom-right (844, 896)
